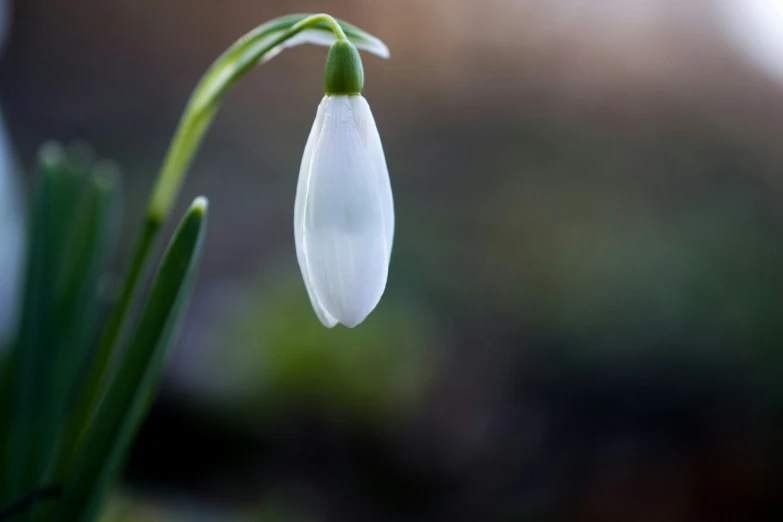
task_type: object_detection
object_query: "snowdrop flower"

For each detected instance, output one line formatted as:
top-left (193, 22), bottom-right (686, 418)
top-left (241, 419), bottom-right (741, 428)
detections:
top-left (720, 0), bottom-right (783, 84)
top-left (294, 40), bottom-right (394, 328)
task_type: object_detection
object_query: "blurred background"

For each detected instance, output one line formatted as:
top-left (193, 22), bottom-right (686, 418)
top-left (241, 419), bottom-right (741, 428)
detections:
top-left (2, 0), bottom-right (783, 520)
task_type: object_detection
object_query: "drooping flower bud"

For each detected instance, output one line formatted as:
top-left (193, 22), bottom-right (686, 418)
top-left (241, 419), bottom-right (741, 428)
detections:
top-left (294, 40), bottom-right (393, 327)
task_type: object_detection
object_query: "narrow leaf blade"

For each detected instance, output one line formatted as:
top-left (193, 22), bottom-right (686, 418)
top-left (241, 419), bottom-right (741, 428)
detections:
top-left (28, 161), bottom-right (123, 522)
top-left (54, 197), bottom-right (208, 522)
top-left (1, 143), bottom-right (72, 510)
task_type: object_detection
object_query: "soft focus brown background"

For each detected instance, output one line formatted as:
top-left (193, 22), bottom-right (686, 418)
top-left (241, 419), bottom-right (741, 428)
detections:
top-left (2, 1), bottom-right (783, 521)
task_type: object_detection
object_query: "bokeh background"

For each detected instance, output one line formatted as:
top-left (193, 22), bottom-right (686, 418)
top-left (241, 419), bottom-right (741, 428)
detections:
top-left (2, 0), bottom-right (783, 520)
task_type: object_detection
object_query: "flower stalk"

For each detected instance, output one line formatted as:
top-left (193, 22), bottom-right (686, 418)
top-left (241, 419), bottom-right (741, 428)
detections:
top-left (68, 13), bottom-right (389, 459)
top-left (2, 11), bottom-right (390, 522)
top-left (149, 13), bottom-right (351, 223)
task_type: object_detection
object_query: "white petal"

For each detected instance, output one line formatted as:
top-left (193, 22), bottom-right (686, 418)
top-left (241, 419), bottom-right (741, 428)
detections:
top-left (300, 96), bottom-right (389, 327)
top-left (348, 96), bottom-right (394, 261)
top-left (294, 97), bottom-right (338, 327)
top-left (262, 28), bottom-right (390, 64)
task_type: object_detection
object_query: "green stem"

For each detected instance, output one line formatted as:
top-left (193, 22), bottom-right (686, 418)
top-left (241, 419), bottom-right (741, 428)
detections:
top-left (56, 13), bottom-right (353, 479)
top-left (148, 13), bottom-right (347, 221)
top-left (84, 218), bottom-right (160, 416)
top-left (319, 15), bottom-right (348, 41)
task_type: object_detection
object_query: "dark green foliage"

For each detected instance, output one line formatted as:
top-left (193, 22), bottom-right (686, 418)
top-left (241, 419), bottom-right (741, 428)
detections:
top-left (0, 144), bottom-right (208, 522)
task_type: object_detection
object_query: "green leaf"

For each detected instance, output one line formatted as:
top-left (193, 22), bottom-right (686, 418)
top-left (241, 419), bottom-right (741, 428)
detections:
top-left (1, 143), bottom-right (73, 510)
top-left (0, 144), bottom-right (122, 522)
top-left (50, 160), bottom-right (122, 401)
top-left (28, 161), bottom-right (123, 522)
top-left (53, 197), bottom-right (208, 522)
top-left (48, 219), bottom-right (158, 498)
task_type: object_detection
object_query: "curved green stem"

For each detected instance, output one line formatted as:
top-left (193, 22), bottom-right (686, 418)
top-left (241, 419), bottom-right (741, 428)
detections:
top-left (148, 13), bottom-right (347, 221)
top-left (59, 13), bottom-right (388, 480)
top-left (95, 11), bottom-right (349, 405)
top-left (316, 14), bottom-right (348, 42)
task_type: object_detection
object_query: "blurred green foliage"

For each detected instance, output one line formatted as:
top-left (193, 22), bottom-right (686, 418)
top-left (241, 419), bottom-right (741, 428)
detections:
top-left (0, 144), bottom-right (208, 522)
top-left (199, 272), bottom-right (439, 425)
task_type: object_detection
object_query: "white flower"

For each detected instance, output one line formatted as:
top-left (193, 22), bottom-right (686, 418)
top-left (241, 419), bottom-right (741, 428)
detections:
top-left (720, 0), bottom-right (783, 84)
top-left (294, 95), bottom-right (394, 328)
